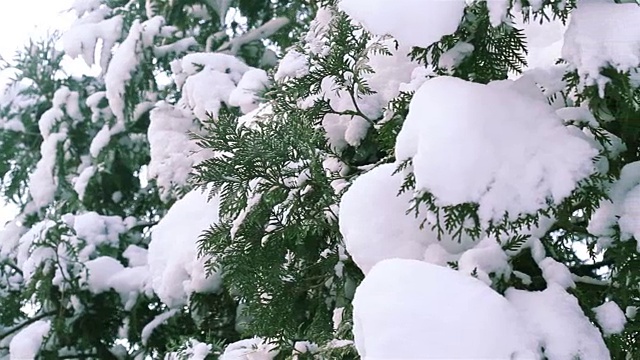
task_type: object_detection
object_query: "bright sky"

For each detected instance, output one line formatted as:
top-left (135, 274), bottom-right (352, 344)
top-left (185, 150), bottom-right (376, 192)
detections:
top-left (0, 0), bottom-right (73, 61)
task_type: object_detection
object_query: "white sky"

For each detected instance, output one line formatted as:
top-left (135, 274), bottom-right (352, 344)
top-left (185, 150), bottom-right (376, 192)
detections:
top-left (0, 0), bottom-right (73, 60)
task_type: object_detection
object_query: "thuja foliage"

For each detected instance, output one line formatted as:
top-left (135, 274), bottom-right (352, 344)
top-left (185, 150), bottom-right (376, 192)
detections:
top-left (194, 7), bottom-right (373, 353)
top-left (195, 0), bottom-right (640, 359)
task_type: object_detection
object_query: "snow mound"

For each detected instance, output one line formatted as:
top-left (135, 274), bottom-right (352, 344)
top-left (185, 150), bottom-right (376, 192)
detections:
top-left (228, 69), bottom-right (270, 114)
top-left (593, 301), bottom-right (627, 336)
top-left (588, 161), bottom-right (640, 250)
top-left (274, 50), bottom-right (309, 81)
top-left (148, 189), bottom-right (222, 308)
top-left (83, 256), bottom-right (126, 293)
top-left (171, 53), bottom-right (252, 121)
top-left (71, 211), bottom-right (127, 246)
top-left (365, 40), bottom-right (419, 104)
top-left (339, 164), bottom-right (475, 274)
top-left (352, 259), bottom-right (538, 359)
top-left (396, 76), bottom-right (596, 223)
top-left (63, 11), bottom-right (123, 71)
top-left (339, 0), bottom-right (465, 48)
top-left (9, 320), bottom-right (51, 360)
top-left (507, 285), bottom-right (610, 359)
top-left (28, 129), bottom-right (67, 208)
top-left (353, 259), bottom-right (611, 359)
top-left (538, 257), bottom-right (575, 289)
top-left (105, 16), bottom-right (164, 122)
top-left (219, 337), bottom-right (279, 360)
top-left (148, 102), bottom-right (212, 198)
top-left (562, 2), bottom-right (640, 94)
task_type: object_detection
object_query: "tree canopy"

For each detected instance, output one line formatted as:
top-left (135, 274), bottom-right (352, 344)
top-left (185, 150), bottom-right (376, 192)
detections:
top-left (1, 0), bottom-right (640, 359)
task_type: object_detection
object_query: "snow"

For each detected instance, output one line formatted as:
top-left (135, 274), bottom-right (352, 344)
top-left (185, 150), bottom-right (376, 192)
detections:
top-left (619, 185), bottom-right (640, 244)
top-left (105, 16), bottom-right (164, 122)
top-left (63, 12), bottom-right (123, 72)
top-left (506, 285), bottom-right (610, 360)
top-left (172, 52), bottom-right (252, 121)
top-left (274, 50), bottom-right (309, 81)
top-left (28, 131), bottom-right (67, 208)
top-left (73, 165), bottom-right (95, 200)
top-left (78, 246), bottom-right (151, 309)
top-left (237, 104), bottom-right (273, 130)
top-left (108, 266), bottom-right (151, 309)
top-left (343, 116), bottom-right (370, 147)
top-left (228, 69), bottom-right (270, 114)
top-left (589, 161), bottom-right (640, 250)
top-left (457, 237), bottom-right (510, 285)
top-left (556, 106), bottom-right (599, 128)
top-left (123, 245), bottom-right (148, 267)
top-left (303, 76), bottom-right (380, 152)
top-left (188, 339), bottom-right (213, 360)
top-left (147, 102), bottom-right (212, 198)
top-left (0, 221), bottom-right (27, 259)
top-left (562, 2), bottom-right (640, 95)
top-left (365, 40), bottom-right (419, 104)
top-left (148, 189), bottom-right (222, 308)
top-left (218, 17), bottom-right (289, 55)
top-left (70, 0), bottom-right (102, 17)
top-left (396, 76), bottom-right (597, 224)
top-left (438, 41), bottom-right (474, 70)
top-left (3, 119), bottom-right (25, 132)
top-left (173, 52), bottom-right (248, 88)
top-left (141, 309), bottom-right (178, 344)
top-left (230, 178), bottom-right (264, 239)
top-left (182, 70), bottom-right (235, 121)
top-left (89, 124), bottom-right (111, 158)
top-left (486, 0), bottom-right (510, 26)
top-left (168, 339), bottom-right (213, 360)
top-left (82, 256), bottom-right (125, 293)
top-left (22, 247), bottom-right (56, 284)
top-left (332, 307), bottom-right (344, 331)
top-left (38, 107), bottom-right (63, 139)
top-left (9, 320), bottom-right (51, 360)
top-left (353, 259), bottom-right (612, 359)
top-left (538, 257), bottom-right (576, 289)
top-left (154, 37), bottom-right (198, 57)
top-left (304, 7), bottom-right (333, 56)
top-left (53, 86), bottom-right (82, 121)
top-left (339, 0), bottom-right (465, 48)
top-left (71, 211), bottom-right (127, 246)
top-left (398, 66), bottom-right (435, 93)
top-left (27, 86), bottom-right (79, 207)
top-left (593, 301), bottom-right (627, 336)
top-left (293, 341), bottom-right (319, 357)
top-left (588, 199), bottom-right (617, 239)
top-left (352, 259), bottom-right (538, 359)
top-left (339, 164), bottom-right (475, 274)
top-left (15, 221), bottom-right (54, 282)
top-left (220, 337), bottom-right (279, 360)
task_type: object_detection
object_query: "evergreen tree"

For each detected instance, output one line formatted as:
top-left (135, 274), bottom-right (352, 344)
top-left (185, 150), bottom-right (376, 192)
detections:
top-left (3, 0), bottom-right (640, 359)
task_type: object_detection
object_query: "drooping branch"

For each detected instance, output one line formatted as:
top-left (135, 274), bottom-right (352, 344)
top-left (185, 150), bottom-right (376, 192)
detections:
top-left (0, 311), bottom-right (55, 340)
top-left (217, 17), bottom-right (291, 54)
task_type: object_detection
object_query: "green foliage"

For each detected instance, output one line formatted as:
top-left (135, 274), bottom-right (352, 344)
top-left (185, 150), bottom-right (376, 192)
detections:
top-left (194, 7), bottom-right (382, 352)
